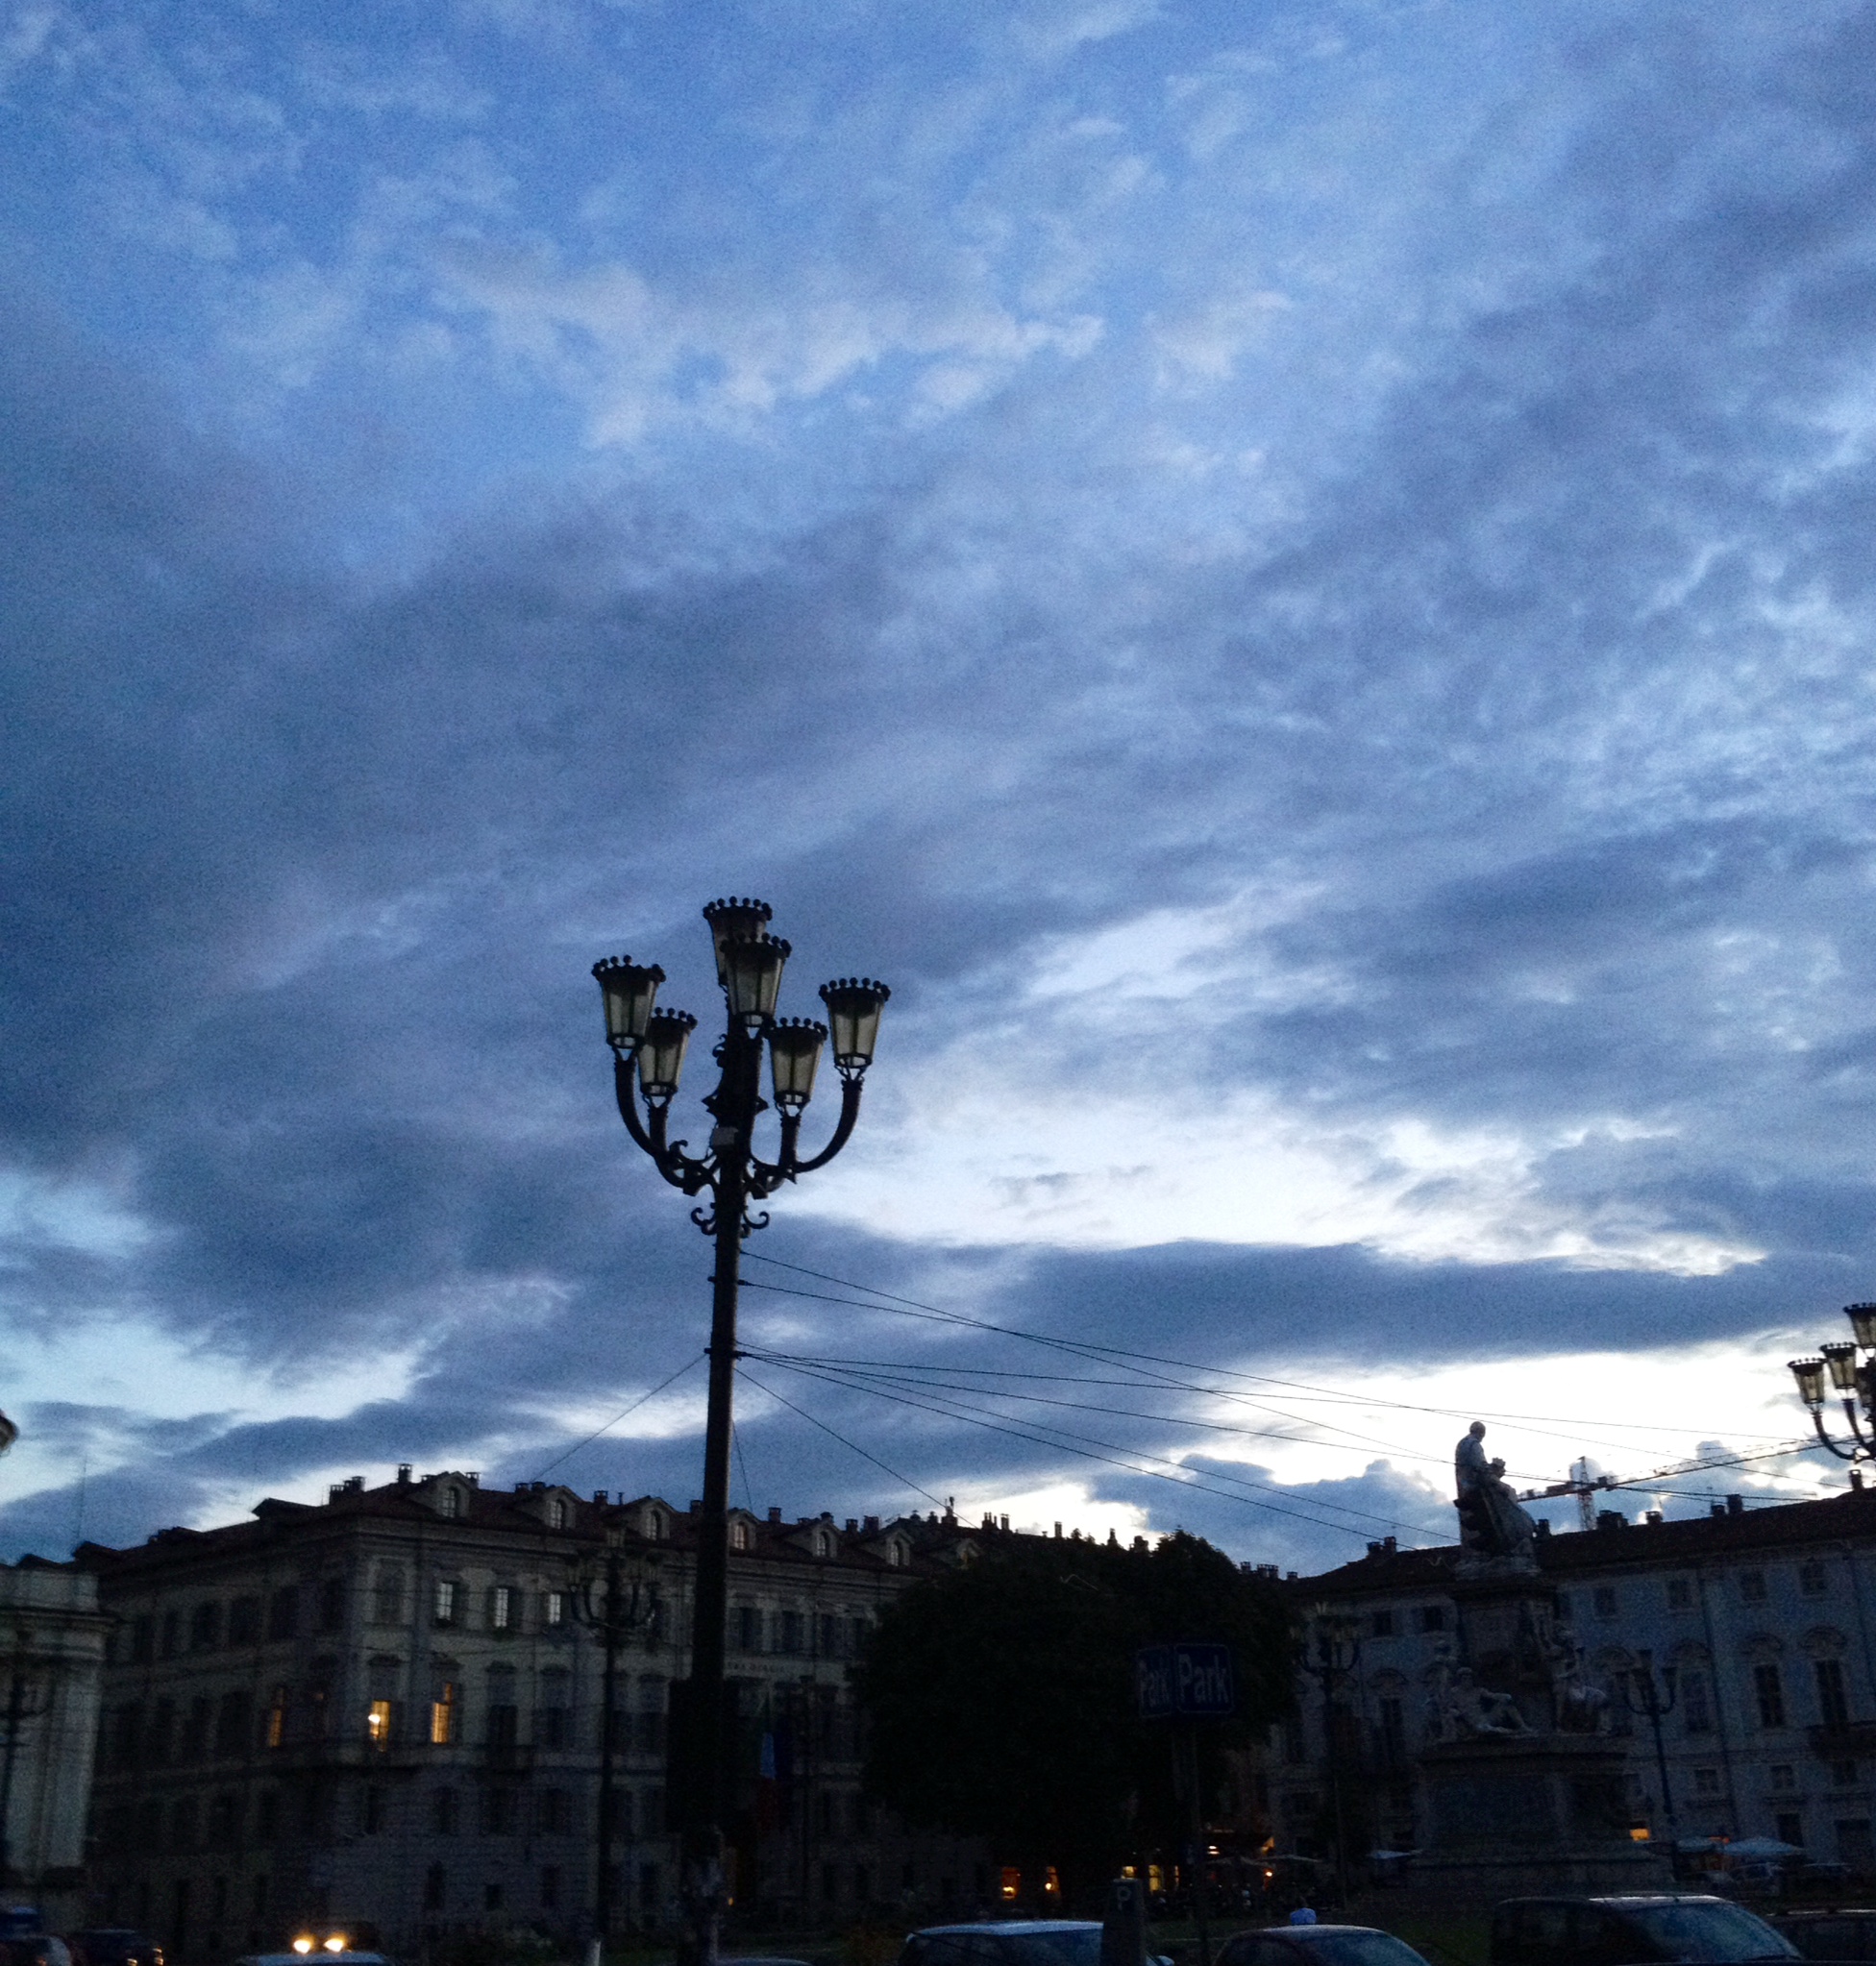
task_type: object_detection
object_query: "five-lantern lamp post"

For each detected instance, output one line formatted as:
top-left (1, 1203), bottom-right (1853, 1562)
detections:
top-left (1789, 1304), bottom-right (1876, 1463)
top-left (592, 898), bottom-right (888, 1966)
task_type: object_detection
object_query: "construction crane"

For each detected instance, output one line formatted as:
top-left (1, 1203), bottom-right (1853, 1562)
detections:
top-left (1518, 1438), bottom-right (1822, 1527)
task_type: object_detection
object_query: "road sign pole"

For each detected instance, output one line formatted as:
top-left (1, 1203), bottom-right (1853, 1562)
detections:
top-left (1184, 1724), bottom-right (1211, 1966)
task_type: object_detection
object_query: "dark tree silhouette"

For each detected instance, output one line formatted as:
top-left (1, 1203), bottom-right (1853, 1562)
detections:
top-left (852, 1531), bottom-right (1294, 1905)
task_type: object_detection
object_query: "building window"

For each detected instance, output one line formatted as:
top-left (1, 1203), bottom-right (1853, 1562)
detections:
top-left (1818, 1658), bottom-right (1852, 1730)
top-left (778, 1610), bottom-right (804, 1654)
top-left (540, 1866), bottom-right (561, 1909)
top-left (131, 1614), bottom-right (155, 1662)
top-left (190, 1602), bottom-right (222, 1651)
top-left (886, 1541), bottom-right (904, 1567)
top-left (481, 1786), bottom-right (517, 1834)
top-left (433, 1580), bottom-right (458, 1626)
top-left (814, 1531), bottom-right (832, 1558)
top-left (1770, 1764), bottom-right (1796, 1790)
top-left (373, 1571), bottom-right (404, 1624)
top-left (1694, 1767), bottom-right (1722, 1796)
top-left (819, 1613), bottom-right (842, 1657)
top-left (1833, 1759), bottom-right (1860, 1788)
top-left (1801, 1561), bottom-right (1829, 1598)
top-left (1777, 1811), bottom-right (1806, 1848)
top-left (1681, 1671), bottom-right (1713, 1734)
top-left (263, 1687), bottom-right (288, 1750)
top-left (432, 1683), bottom-right (458, 1745)
top-left (215, 1690), bottom-right (250, 1757)
top-left (228, 1596), bottom-right (261, 1644)
top-left (549, 1498), bottom-right (568, 1530)
top-left (1666, 1579), bottom-right (1693, 1611)
top-left (1370, 1610), bottom-right (1395, 1638)
top-left (267, 1587), bottom-right (298, 1640)
top-left (367, 1700), bottom-right (394, 1748)
top-left (1592, 1586), bottom-right (1618, 1619)
top-left (537, 1789), bottom-right (573, 1834)
top-left (317, 1579), bottom-right (345, 1633)
top-left (733, 1606), bottom-right (762, 1652)
top-left (440, 1487), bottom-right (462, 1520)
top-left (487, 1700), bottom-right (519, 1749)
top-left (1418, 1605), bottom-right (1445, 1634)
top-left (432, 1788), bottom-right (458, 1835)
top-left (160, 1610), bottom-right (180, 1658)
top-left (490, 1585), bottom-right (513, 1632)
top-left (256, 1790), bottom-right (280, 1843)
top-left (363, 1786), bottom-right (385, 1834)
top-left (730, 1519), bottom-right (753, 1551)
top-left (543, 1589), bottom-right (565, 1628)
top-left (1377, 1697), bottom-right (1406, 1766)
top-left (424, 1863), bottom-right (446, 1910)
top-left (1755, 1662), bottom-right (1788, 1729)
top-left (1740, 1570), bottom-right (1769, 1606)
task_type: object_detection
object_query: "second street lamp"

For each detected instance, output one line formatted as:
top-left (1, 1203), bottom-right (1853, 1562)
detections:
top-left (592, 898), bottom-right (888, 1966)
top-left (1789, 1302), bottom-right (1876, 1462)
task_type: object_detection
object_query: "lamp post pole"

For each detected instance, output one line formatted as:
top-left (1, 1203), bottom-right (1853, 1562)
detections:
top-left (1620, 1650), bottom-right (1680, 1845)
top-left (1300, 1610), bottom-right (1359, 1911)
top-left (592, 900), bottom-right (888, 1966)
top-left (570, 1544), bottom-right (661, 1963)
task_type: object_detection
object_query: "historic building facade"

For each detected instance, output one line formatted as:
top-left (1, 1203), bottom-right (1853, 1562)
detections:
top-left (1273, 1484), bottom-right (1876, 1874)
top-left (81, 1469), bottom-right (995, 1958)
top-left (0, 1557), bottom-right (110, 1929)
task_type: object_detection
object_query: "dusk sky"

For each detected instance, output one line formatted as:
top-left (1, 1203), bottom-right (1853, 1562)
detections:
top-left (7, 0), bottom-right (1876, 1575)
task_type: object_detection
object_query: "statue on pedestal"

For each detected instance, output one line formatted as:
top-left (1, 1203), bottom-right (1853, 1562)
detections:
top-left (1455, 1421), bottom-right (1538, 1566)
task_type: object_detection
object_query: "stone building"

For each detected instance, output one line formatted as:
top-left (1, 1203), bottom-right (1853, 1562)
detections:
top-left (80, 1468), bottom-right (997, 1959)
top-left (0, 1557), bottom-right (110, 1929)
top-left (1274, 1484), bottom-right (1876, 1874)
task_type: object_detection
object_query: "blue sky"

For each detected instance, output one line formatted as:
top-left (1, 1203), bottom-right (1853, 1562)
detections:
top-left (7, 0), bottom-right (1876, 1572)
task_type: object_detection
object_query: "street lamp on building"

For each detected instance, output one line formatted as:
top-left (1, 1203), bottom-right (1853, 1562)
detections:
top-left (592, 899), bottom-right (888, 1966)
top-left (1299, 1607), bottom-right (1360, 1910)
top-left (1619, 1650), bottom-right (1679, 1842)
top-left (1788, 1304), bottom-right (1876, 1462)
top-left (569, 1541), bottom-right (662, 1960)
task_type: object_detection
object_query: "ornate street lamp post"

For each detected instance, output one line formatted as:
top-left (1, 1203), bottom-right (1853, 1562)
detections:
top-left (569, 1542), bottom-right (662, 1960)
top-left (592, 898), bottom-right (888, 1966)
top-left (1788, 1304), bottom-right (1876, 1462)
top-left (1299, 1607), bottom-right (1360, 1911)
top-left (1619, 1649), bottom-right (1679, 1843)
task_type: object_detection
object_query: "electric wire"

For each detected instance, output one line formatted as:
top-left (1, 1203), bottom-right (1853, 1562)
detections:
top-left (529, 1351), bottom-right (706, 1483)
top-left (739, 1366), bottom-right (948, 1510)
top-left (746, 1349), bottom-right (1451, 1542)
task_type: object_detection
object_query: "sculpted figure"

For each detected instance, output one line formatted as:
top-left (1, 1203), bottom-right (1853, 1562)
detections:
top-left (1454, 1422), bottom-right (1538, 1562)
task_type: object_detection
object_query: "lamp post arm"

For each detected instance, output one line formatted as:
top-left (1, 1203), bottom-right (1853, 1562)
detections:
top-left (1846, 1398), bottom-right (1874, 1451)
top-left (1812, 1408), bottom-right (1860, 1462)
top-left (784, 1076), bottom-right (865, 1176)
top-left (614, 1058), bottom-right (710, 1192)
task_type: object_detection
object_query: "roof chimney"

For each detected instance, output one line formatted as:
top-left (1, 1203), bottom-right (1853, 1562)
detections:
top-left (1726, 1493), bottom-right (1743, 1516)
top-left (593, 1490), bottom-right (607, 1505)
top-left (1000, 1514), bottom-right (1010, 1533)
top-left (863, 1515), bottom-right (879, 1534)
top-left (396, 1463), bottom-right (412, 1485)
top-left (768, 1507), bottom-right (782, 1523)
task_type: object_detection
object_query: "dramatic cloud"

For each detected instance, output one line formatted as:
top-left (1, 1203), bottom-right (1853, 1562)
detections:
top-left (5, 0), bottom-right (1876, 1568)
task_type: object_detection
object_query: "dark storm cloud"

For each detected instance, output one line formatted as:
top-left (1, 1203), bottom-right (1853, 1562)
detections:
top-left (12, 6), bottom-right (1876, 1556)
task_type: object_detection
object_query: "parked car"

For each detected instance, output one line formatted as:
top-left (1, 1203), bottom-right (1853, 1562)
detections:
top-left (1216, 1925), bottom-right (1434, 1966)
top-left (1493, 1896), bottom-right (1807, 1966)
top-left (72, 1931), bottom-right (163, 1966)
top-left (901, 1924), bottom-right (1105, 1966)
top-left (1769, 1916), bottom-right (1876, 1963)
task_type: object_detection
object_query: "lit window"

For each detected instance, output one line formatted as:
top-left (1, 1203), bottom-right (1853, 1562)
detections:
top-left (431, 1684), bottom-right (457, 1746)
top-left (491, 1586), bottom-right (512, 1632)
top-left (544, 1591), bottom-right (565, 1629)
top-left (433, 1581), bottom-right (458, 1626)
top-left (367, 1700), bottom-right (393, 1748)
top-left (264, 1687), bottom-right (288, 1749)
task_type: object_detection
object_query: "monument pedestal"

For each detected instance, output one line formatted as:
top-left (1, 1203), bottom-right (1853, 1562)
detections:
top-left (1413, 1733), bottom-right (1669, 1898)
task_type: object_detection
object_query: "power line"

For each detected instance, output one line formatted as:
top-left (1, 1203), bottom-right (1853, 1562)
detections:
top-left (529, 1353), bottom-right (706, 1482)
top-left (739, 1366), bottom-right (948, 1510)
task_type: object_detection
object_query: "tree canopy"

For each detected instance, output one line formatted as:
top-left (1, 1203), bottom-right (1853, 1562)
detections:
top-left (852, 1530), bottom-right (1294, 1897)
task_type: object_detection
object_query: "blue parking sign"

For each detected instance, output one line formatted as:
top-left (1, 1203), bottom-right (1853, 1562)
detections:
top-left (1136, 1641), bottom-right (1236, 1720)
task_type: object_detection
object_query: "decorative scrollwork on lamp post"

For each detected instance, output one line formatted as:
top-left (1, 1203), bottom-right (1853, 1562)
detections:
top-left (1299, 1606), bottom-right (1361, 1912)
top-left (1618, 1649), bottom-right (1679, 1839)
top-left (591, 899), bottom-right (888, 1966)
top-left (1789, 1304), bottom-right (1876, 1463)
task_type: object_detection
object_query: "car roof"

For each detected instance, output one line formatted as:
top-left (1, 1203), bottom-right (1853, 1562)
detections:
top-left (1498, 1897), bottom-right (1727, 1908)
top-left (1264, 1929), bottom-right (1400, 1939)
top-left (914, 1927), bottom-right (1101, 1937)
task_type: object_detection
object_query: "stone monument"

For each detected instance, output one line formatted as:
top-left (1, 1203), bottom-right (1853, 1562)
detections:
top-left (1411, 1424), bottom-right (1669, 1897)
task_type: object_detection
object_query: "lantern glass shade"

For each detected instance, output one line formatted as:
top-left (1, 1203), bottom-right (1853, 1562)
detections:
top-left (702, 897), bottom-right (774, 986)
top-left (1848, 1303), bottom-right (1876, 1350)
top-left (637, 1010), bottom-right (697, 1102)
top-left (818, 977), bottom-right (892, 1071)
top-left (769, 1019), bottom-right (827, 1114)
top-left (592, 956), bottom-right (664, 1052)
top-left (1790, 1357), bottom-right (1828, 1409)
top-left (723, 935), bottom-right (790, 1027)
top-left (1823, 1340), bottom-right (1859, 1392)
